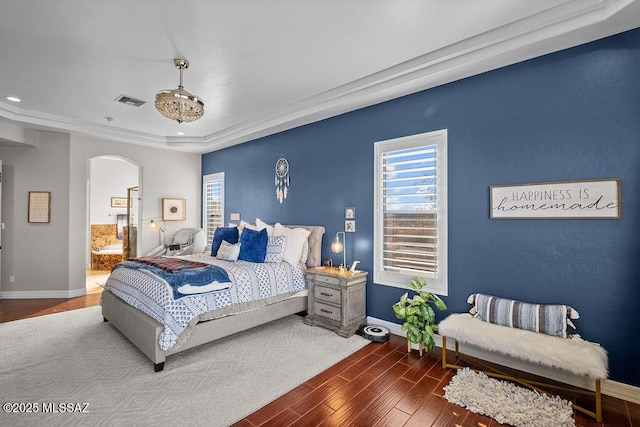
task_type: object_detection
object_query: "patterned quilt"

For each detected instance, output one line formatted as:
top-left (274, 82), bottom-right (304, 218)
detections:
top-left (113, 258), bottom-right (231, 299)
top-left (104, 254), bottom-right (307, 350)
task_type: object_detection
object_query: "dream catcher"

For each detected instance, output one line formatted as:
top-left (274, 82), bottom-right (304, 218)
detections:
top-left (275, 156), bottom-right (290, 203)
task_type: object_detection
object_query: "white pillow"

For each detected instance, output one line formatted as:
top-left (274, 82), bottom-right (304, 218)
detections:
top-left (216, 240), bottom-right (241, 262)
top-left (301, 240), bottom-right (309, 265)
top-left (274, 223), bottom-right (310, 267)
top-left (173, 229), bottom-right (193, 245)
top-left (255, 218), bottom-right (275, 237)
top-left (240, 220), bottom-right (258, 231)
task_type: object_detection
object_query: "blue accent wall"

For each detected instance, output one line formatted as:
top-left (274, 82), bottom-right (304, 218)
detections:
top-left (203, 28), bottom-right (640, 386)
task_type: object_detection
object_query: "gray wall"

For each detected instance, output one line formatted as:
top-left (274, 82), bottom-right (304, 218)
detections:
top-left (0, 131), bottom-right (201, 297)
top-left (0, 133), bottom-right (70, 296)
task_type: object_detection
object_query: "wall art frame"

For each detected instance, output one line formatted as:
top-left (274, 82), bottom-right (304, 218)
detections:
top-left (28, 191), bottom-right (51, 223)
top-left (110, 197), bottom-right (129, 208)
top-left (162, 198), bottom-right (186, 221)
top-left (490, 178), bottom-right (621, 219)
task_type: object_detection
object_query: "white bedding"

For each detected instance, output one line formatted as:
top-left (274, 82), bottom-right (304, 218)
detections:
top-left (104, 254), bottom-right (307, 350)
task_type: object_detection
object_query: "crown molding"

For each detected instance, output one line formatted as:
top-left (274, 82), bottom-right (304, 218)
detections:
top-left (0, 0), bottom-right (637, 154)
top-left (0, 102), bottom-right (206, 152)
top-left (194, 0), bottom-right (637, 153)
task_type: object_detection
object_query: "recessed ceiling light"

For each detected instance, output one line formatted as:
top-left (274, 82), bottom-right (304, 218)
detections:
top-left (176, 132), bottom-right (184, 136)
top-left (5, 96), bottom-right (21, 102)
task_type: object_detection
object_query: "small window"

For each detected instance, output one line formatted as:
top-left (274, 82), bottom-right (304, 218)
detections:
top-left (374, 130), bottom-right (448, 295)
top-left (203, 172), bottom-right (224, 251)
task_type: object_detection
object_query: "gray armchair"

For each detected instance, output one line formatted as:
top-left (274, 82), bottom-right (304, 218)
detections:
top-left (146, 227), bottom-right (206, 257)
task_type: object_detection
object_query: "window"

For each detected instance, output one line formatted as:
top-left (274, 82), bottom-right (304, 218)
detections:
top-left (374, 129), bottom-right (448, 295)
top-left (203, 172), bottom-right (224, 251)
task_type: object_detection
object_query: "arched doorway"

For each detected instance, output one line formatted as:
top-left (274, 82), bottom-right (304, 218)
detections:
top-left (86, 156), bottom-right (140, 293)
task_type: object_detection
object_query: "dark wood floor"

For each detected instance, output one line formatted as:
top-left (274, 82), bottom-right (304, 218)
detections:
top-left (2, 293), bottom-right (639, 426)
top-left (231, 336), bottom-right (640, 427)
top-left (0, 292), bottom-right (102, 322)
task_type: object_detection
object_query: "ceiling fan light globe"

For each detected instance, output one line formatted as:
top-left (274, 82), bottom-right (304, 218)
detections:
top-left (155, 58), bottom-right (204, 123)
top-left (155, 90), bottom-right (204, 123)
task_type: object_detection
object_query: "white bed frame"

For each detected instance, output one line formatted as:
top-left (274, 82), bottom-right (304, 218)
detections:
top-left (102, 225), bottom-right (325, 371)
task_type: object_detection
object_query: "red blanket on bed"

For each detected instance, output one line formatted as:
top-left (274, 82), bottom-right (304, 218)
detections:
top-left (129, 256), bottom-right (209, 273)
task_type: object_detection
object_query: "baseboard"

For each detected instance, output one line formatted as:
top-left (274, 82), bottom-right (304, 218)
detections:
top-left (1, 288), bottom-right (87, 299)
top-left (366, 316), bottom-right (640, 405)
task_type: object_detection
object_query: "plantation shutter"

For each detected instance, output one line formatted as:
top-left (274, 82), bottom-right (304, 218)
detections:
top-left (381, 144), bottom-right (438, 278)
top-left (203, 173), bottom-right (224, 250)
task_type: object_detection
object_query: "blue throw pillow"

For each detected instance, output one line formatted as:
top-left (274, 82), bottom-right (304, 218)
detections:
top-left (238, 227), bottom-right (268, 263)
top-left (211, 227), bottom-right (239, 256)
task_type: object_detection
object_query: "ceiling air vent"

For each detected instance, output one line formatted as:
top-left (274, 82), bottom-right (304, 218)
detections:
top-left (115, 95), bottom-right (146, 107)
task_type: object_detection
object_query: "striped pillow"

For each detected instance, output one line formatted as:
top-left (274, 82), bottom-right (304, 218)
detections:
top-left (468, 293), bottom-right (580, 338)
top-left (265, 235), bottom-right (286, 263)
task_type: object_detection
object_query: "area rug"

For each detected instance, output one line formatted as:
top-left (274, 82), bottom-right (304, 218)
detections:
top-left (443, 368), bottom-right (576, 427)
top-left (0, 306), bottom-right (369, 426)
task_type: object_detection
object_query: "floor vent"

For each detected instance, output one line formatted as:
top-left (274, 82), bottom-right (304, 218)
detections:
top-left (115, 95), bottom-right (146, 107)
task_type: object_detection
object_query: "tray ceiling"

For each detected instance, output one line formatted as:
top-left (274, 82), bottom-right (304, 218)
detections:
top-left (0, 0), bottom-right (639, 153)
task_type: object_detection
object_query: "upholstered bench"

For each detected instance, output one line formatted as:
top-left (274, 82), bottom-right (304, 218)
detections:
top-left (438, 295), bottom-right (608, 422)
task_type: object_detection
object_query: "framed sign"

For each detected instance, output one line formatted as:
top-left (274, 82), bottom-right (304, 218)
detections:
top-left (110, 197), bottom-right (129, 208)
top-left (490, 178), bottom-right (621, 219)
top-left (28, 191), bottom-right (51, 223)
top-left (162, 198), bottom-right (186, 221)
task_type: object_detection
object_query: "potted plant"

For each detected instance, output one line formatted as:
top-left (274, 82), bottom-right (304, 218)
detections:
top-left (392, 277), bottom-right (447, 354)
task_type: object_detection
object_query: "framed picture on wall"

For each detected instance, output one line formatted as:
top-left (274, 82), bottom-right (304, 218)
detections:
top-left (345, 220), bottom-right (355, 232)
top-left (162, 198), bottom-right (186, 221)
top-left (490, 178), bottom-right (621, 219)
top-left (111, 197), bottom-right (129, 208)
top-left (28, 191), bottom-right (51, 223)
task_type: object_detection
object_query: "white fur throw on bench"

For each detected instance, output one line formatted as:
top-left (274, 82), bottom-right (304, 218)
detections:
top-left (438, 313), bottom-right (608, 379)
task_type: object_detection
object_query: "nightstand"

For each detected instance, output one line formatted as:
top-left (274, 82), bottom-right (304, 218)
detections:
top-left (304, 267), bottom-right (367, 337)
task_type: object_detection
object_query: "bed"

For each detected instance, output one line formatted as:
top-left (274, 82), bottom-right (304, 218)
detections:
top-left (101, 224), bottom-right (325, 371)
